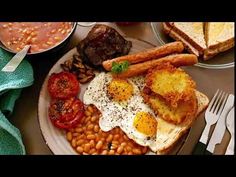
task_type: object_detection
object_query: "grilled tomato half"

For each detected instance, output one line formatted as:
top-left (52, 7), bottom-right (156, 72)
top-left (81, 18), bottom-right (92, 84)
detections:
top-left (48, 97), bottom-right (84, 129)
top-left (48, 71), bottom-right (80, 99)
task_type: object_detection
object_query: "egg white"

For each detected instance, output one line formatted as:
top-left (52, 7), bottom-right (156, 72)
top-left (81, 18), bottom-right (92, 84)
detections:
top-left (83, 72), bottom-right (159, 151)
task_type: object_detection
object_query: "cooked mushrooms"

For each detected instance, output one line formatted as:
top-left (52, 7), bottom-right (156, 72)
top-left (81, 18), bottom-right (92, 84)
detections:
top-left (61, 54), bottom-right (95, 84)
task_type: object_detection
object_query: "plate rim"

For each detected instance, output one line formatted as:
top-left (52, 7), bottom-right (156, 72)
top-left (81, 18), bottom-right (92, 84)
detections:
top-left (38, 48), bottom-right (78, 155)
top-left (150, 22), bottom-right (235, 69)
top-left (38, 37), bottom-right (192, 155)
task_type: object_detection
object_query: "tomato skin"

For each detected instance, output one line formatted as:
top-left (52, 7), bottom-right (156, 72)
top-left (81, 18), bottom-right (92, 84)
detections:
top-left (48, 97), bottom-right (84, 129)
top-left (48, 71), bottom-right (80, 99)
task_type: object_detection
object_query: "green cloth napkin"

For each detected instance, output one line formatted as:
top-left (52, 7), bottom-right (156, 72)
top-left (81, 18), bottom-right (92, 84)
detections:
top-left (0, 48), bottom-right (34, 155)
top-left (0, 109), bottom-right (25, 155)
top-left (0, 48), bottom-right (34, 92)
top-left (0, 89), bottom-right (22, 116)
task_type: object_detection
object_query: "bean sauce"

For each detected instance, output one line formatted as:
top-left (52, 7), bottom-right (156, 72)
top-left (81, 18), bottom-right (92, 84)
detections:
top-left (0, 22), bottom-right (73, 53)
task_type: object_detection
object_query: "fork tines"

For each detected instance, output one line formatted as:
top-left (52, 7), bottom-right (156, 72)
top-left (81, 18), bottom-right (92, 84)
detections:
top-left (208, 89), bottom-right (228, 115)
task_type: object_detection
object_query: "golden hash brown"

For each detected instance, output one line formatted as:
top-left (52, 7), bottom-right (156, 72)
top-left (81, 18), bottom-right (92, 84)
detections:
top-left (145, 62), bottom-right (196, 108)
top-left (154, 91), bottom-right (209, 154)
top-left (142, 90), bottom-right (198, 125)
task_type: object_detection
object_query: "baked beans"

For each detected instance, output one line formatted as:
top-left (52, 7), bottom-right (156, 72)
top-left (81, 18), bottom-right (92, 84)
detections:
top-left (66, 105), bottom-right (148, 155)
top-left (0, 22), bottom-right (73, 53)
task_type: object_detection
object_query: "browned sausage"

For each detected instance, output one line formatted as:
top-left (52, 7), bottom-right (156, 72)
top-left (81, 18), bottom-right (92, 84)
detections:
top-left (112, 54), bottom-right (198, 78)
top-left (102, 41), bottom-right (184, 71)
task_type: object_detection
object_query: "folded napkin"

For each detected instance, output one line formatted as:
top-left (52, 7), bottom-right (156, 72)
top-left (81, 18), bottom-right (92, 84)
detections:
top-left (0, 48), bottom-right (34, 93)
top-left (0, 48), bottom-right (34, 155)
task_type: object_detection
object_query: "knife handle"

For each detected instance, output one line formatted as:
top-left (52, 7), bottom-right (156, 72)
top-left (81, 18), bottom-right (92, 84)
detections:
top-left (225, 137), bottom-right (234, 155)
top-left (192, 142), bottom-right (207, 155)
top-left (205, 150), bottom-right (212, 155)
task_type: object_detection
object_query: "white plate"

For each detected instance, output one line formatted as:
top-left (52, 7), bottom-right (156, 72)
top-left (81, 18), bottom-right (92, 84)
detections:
top-left (38, 37), bottom-right (186, 155)
top-left (151, 22), bottom-right (235, 69)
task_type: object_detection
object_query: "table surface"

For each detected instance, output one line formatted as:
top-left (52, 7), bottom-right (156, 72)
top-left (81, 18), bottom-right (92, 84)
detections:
top-left (9, 22), bottom-right (234, 155)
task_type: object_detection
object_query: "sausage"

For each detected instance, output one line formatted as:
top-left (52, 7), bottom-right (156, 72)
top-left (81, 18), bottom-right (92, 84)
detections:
top-left (112, 54), bottom-right (198, 78)
top-left (102, 41), bottom-right (184, 71)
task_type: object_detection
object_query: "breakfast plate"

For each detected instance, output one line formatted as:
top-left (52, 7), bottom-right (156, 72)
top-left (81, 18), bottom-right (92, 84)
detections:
top-left (151, 22), bottom-right (234, 69)
top-left (38, 37), bottom-right (188, 155)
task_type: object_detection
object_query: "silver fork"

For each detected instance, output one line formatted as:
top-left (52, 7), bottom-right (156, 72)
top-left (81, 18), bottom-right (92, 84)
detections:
top-left (200, 90), bottom-right (228, 144)
top-left (193, 90), bottom-right (228, 154)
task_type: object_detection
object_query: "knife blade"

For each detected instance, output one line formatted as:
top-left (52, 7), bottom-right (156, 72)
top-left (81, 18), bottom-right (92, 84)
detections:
top-left (225, 107), bottom-right (234, 155)
top-left (206, 94), bottom-right (234, 153)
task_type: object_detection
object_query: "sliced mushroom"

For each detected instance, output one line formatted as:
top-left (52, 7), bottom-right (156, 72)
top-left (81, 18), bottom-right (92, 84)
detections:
top-left (61, 53), bottom-right (95, 84)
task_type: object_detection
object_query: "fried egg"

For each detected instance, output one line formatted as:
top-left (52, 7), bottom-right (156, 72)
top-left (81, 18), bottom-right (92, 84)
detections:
top-left (83, 72), bottom-right (159, 150)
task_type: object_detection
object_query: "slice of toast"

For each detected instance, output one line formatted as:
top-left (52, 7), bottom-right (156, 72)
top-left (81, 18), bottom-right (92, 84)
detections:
top-left (147, 90), bottom-right (209, 154)
top-left (163, 22), bottom-right (207, 57)
top-left (203, 22), bottom-right (235, 60)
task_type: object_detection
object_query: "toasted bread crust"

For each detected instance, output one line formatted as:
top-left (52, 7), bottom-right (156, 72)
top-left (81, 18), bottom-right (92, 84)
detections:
top-left (203, 38), bottom-right (235, 60)
top-left (156, 129), bottom-right (190, 155)
top-left (171, 24), bottom-right (206, 53)
top-left (162, 22), bottom-right (174, 35)
top-left (204, 22), bottom-right (209, 46)
top-left (163, 22), bottom-right (234, 60)
top-left (163, 22), bottom-right (206, 56)
top-left (155, 91), bottom-right (209, 155)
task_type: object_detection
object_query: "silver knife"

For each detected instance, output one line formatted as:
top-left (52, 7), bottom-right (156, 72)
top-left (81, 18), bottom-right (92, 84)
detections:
top-left (206, 94), bottom-right (234, 153)
top-left (1, 45), bottom-right (30, 72)
top-left (225, 107), bottom-right (234, 155)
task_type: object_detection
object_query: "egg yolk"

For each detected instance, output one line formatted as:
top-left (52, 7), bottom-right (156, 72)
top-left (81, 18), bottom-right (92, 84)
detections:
top-left (133, 112), bottom-right (157, 136)
top-left (107, 79), bottom-right (133, 102)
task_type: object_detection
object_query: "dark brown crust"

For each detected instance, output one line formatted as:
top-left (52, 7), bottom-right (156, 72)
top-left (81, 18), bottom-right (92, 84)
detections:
top-left (162, 22), bottom-right (174, 35)
top-left (173, 23), bottom-right (206, 52)
top-left (168, 32), bottom-right (200, 57)
top-left (208, 38), bottom-right (234, 50)
top-left (204, 22), bottom-right (209, 46)
top-left (77, 24), bottom-right (132, 68)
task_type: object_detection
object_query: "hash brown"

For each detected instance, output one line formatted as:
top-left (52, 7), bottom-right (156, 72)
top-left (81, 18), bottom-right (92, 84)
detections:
top-left (142, 88), bottom-right (198, 124)
top-left (145, 62), bottom-right (196, 108)
top-left (154, 91), bottom-right (209, 154)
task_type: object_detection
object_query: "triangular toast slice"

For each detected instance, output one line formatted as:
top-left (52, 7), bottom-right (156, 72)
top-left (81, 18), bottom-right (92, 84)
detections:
top-left (203, 22), bottom-right (235, 60)
top-left (163, 22), bottom-right (207, 57)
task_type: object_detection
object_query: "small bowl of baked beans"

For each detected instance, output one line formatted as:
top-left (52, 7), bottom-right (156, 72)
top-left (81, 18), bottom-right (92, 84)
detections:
top-left (0, 22), bottom-right (76, 55)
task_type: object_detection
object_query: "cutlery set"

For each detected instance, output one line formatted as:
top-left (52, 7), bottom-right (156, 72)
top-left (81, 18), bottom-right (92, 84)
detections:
top-left (193, 90), bottom-right (234, 155)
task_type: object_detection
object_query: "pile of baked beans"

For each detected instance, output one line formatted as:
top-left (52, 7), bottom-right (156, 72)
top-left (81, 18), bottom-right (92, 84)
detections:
top-left (66, 105), bottom-right (148, 155)
top-left (0, 22), bottom-right (73, 53)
